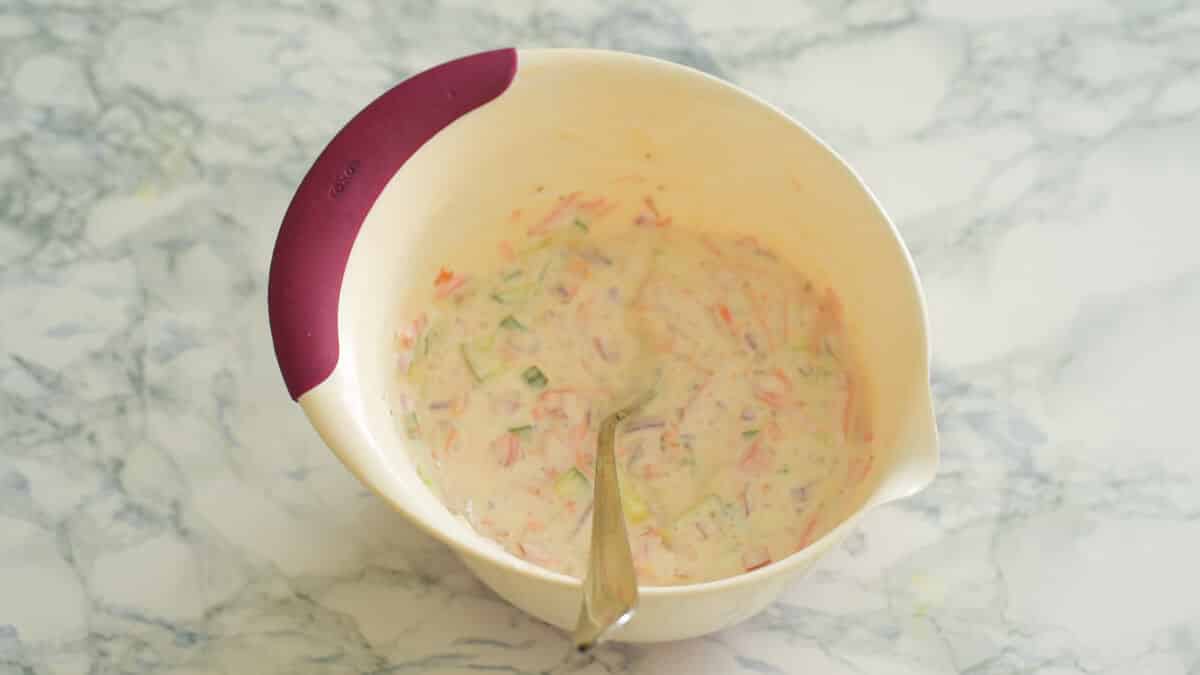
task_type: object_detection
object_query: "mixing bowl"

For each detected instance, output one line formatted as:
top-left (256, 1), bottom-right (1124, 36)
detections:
top-left (268, 48), bottom-right (938, 642)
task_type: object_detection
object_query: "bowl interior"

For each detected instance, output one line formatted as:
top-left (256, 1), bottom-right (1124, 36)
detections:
top-left (321, 49), bottom-right (933, 588)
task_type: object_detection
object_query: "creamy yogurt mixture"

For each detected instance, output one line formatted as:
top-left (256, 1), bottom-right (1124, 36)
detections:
top-left (395, 194), bottom-right (873, 585)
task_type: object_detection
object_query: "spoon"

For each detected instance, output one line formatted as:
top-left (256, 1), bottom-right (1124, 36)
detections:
top-left (570, 387), bottom-right (654, 652)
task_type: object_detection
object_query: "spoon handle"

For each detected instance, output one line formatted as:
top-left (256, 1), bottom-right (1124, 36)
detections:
top-left (571, 391), bottom-right (652, 651)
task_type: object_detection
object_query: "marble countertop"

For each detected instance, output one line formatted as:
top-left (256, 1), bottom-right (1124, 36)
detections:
top-left (3, 1), bottom-right (1199, 673)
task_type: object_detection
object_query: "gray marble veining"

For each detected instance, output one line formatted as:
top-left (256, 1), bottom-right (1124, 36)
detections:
top-left (2, 1), bottom-right (1199, 673)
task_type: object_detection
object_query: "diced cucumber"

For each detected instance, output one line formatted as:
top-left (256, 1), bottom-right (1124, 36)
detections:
top-left (521, 366), bottom-right (548, 389)
top-left (461, 335), bottom-right (503, 382)
top-left (490, 283), bottom-right (535, 305)
top-left (508, 425), bottom-right (534, 442)
top-left (403, 412), bottom-right (420, 440)
top-left (573, 217), bottom-right (589, 233)
top-left (617, 471), bottom-right (651, 524)
top-left (742, 429), bottom-right (759, 439)
top-left (555, 468), bottom-right (591, 502)
top-left (499, 315), bottom-right (526, 331)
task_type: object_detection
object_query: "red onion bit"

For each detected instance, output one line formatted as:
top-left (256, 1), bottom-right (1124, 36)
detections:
top-left (625, 416), bottom-right (666, 433)
top-left (592, 336), bottom-right (620, 363)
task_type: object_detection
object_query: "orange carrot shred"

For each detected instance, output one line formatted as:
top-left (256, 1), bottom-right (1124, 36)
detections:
top-left (718, 304), bottom-right (734, 328)
top-left (798, 513), bottom-right (821, 548)
top-left (499, 240), bottom-right (515, 261)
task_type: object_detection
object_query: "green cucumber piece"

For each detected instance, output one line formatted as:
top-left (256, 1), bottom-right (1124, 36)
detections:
top-left (461, 335), bottom-right (503, 382)
top-left (508, 425), bottom-right (534, 442)
top-left (616, 468), bottom-right (651, 524)
top-left (521, 366), bottom-right (548, 389)
top-left (490, 282), bottom-right (535, 305)
top-left (403, 412), bottom-right (420, 440)
top-left (555, 468), bottom-right (591, 502)
top-left (499, 315), bottom-right (526, 331)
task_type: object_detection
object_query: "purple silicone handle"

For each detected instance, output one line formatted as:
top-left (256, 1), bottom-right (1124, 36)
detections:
top-left (268, 48), bottom-right (518, 400)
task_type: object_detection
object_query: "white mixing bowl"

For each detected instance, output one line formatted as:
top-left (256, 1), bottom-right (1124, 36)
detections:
top-left (268, 48), bottom-right (938, 642)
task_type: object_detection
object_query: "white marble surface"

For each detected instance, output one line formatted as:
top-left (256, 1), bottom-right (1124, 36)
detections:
top-left (2, 0), bottom-right (1199, 673)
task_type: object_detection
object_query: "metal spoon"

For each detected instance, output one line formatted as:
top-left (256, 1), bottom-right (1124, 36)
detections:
top-left (570, 388), bottom-right (654, 652)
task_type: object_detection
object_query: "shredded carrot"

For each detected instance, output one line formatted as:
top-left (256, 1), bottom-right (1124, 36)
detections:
top-left (743, 545), bottom-right (771, 572)
top-left (699, 235), bottom-right (724, 258)
top-left (823, 287), bottom-right (844, 323)
top-left (434, 274), bottom-right (467, 299)
top-left (575, 449), bottom-right (595, 476)
top-left (498, 240), bottom-right (515, 261)
top-left (662, 426), bottom-right (678, 448)
top-left (509, 208), bottom-right (522, 222)
top-left (755, 390), bottom-right (786, 409)
top-left (529, 191), bottom-right (581, 235)
top-left (771, 367), bottom-right (794, 392)
top-left (518, 542), bottom-right (556, 566)
top-left (442, 428), bottom-right (458, 458)
top-left (434, 267), bottom-right (454, 286)
top-left (566, 255), bottom-right (590, 279)
top-left (579, 197), bottom-right (608, 211)
top-left (500, 433), bottom-right (521, 467)
top-left (571, 415), bottom-right (590, 443)
top-left (853, 453), bottom-right (874, 484)
top-left (739, 438), bottom-right (770, 472)
top-left (642, 463), bottom-right (666, 479)
top-left (716, 303), bottom-right (735, 333)
top-left (798, 511), bottom-right (822, 548)
top-left (655, 333), bottom-right (676, 353)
